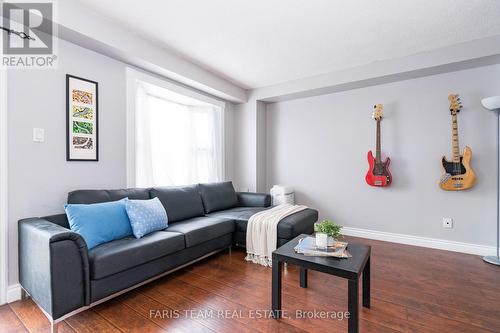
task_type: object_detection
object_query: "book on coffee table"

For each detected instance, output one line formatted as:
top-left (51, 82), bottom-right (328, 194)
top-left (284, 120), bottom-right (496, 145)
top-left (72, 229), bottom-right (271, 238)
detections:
top-left (294, 236), bottom-right (351, 258)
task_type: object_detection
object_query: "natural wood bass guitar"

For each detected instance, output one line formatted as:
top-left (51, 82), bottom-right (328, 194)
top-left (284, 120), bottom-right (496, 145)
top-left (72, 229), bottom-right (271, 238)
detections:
top-left (365, 104), bottom-right (392, 187)
top-left (439, 94), bottom-right (476, 191)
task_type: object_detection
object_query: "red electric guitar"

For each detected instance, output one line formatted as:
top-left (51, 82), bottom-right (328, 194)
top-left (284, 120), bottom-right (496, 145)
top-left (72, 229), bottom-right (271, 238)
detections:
top-left (365, 104), bottom-right (392, 187)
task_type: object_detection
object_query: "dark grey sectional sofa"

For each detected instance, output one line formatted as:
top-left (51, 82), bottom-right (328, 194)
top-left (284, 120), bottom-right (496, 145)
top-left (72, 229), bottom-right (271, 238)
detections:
top-left (18, 182), bottom-right (318, 332)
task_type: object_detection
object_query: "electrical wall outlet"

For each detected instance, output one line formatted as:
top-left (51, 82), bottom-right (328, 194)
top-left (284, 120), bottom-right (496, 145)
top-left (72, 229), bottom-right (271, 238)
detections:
top-left (442, 217), bottom-right (453, 229)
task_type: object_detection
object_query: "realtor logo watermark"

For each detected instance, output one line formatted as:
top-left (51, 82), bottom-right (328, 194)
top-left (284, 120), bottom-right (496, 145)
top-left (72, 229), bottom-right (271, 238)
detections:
top-left (1, 1), bottom-right (57, 68)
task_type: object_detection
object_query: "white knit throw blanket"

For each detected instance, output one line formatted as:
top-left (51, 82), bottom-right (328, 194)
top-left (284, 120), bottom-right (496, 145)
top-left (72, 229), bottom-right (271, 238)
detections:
top-left (245, 204), bottom-right (307, 267)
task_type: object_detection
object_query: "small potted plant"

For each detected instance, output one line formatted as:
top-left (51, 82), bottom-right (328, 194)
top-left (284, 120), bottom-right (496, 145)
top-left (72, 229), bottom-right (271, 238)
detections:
top-left (314, 220), bottom-right (343, 248)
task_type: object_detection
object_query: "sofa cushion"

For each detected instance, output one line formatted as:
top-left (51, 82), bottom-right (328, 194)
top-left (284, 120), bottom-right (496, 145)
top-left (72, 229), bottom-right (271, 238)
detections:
top-left (68, 188), bottom-right (150, 204)
top-left (89, 234), bottom-right (233, 303)
top-left (88, 231), bottom-right (185, 279)
top-left (166, 216), bottom-right (235, 247)
top-left (199, 181), bottom-right (239, 213)
top-left (206, 206), bottom-right (268, 232)
top-left (209, 207), bottom-right (318, 240)
top-left (150, 185), bottom-right (205, 222)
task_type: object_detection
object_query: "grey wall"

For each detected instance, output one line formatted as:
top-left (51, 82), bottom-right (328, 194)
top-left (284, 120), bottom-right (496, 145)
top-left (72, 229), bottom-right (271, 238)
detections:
top-left (223, 102), bottom-right (235, 182)
top-left (7, 39), bottom-right (235, 286)
top-left (7, 39), bottom-right (127, 284)
top-left (266, 64), bottom-right (500, 247)
top-left (233, 100), bottom-right (257, 192)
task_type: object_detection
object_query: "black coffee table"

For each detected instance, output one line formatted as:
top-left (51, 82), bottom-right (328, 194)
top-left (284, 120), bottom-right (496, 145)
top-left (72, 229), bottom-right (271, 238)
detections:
top-left (271, 234), bottom-right (371, 333)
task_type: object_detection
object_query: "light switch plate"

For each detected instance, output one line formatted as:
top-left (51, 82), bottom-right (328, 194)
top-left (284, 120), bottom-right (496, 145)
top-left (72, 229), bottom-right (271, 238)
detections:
top-left (33, 128), bottom-right (45, 142)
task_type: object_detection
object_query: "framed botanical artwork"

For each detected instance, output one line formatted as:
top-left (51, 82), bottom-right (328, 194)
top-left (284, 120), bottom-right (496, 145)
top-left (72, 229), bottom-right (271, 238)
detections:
top-left (66, 74), bottom-right (98, 161)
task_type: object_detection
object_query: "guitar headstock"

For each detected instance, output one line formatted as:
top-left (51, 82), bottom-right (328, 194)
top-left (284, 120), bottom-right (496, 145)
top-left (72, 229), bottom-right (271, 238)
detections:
top-left (448, 94), bottom-right (463, 115)
top-left (372, 104), bottom-right (384, 121)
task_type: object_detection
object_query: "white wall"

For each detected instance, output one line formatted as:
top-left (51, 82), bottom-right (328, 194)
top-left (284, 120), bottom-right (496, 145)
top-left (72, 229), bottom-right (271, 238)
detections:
top-left (6, 39), bottom-right (236, 287)
top-left (266, 64), bottom-right (500, 247)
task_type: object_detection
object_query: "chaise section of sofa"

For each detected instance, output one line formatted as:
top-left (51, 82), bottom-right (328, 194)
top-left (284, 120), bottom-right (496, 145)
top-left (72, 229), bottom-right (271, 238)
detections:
top-left (199, 182), bottom-right (318, 247)
top-left (18, 181), bottom-right (318, 331)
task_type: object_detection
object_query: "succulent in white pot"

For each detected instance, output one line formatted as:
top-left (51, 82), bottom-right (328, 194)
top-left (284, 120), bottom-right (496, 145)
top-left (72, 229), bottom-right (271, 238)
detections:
top-left (314, 220), bottom-right (343, 248)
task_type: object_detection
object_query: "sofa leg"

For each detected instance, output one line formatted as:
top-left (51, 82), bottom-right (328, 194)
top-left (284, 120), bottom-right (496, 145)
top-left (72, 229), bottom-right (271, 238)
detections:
top-left (228, 246), bottom-right (232, 255)
top-left (51, 322), bottom-right (58, 333)
top-left (21, 288), bottom-right (30, 300)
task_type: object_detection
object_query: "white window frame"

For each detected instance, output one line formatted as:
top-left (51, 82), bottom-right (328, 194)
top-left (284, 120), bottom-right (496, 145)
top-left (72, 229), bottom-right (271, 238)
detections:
top-left (0, 67), bottom-right (8, 305)
top-left (126, 68), bottom-right (226, 187)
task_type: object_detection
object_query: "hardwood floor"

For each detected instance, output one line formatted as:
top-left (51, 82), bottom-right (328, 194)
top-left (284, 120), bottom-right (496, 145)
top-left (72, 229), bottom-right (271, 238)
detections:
top-left (2, 236), bottom-right (499, 332)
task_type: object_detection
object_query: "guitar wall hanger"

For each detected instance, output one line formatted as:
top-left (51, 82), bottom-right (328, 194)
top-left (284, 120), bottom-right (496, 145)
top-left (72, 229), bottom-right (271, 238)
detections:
top-left (0, 26), bottom-right (35, 40)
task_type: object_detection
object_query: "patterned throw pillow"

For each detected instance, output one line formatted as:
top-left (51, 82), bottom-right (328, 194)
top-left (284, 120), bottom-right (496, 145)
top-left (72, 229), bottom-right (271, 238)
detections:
top-left (125, 197), bottom-right (169, 238)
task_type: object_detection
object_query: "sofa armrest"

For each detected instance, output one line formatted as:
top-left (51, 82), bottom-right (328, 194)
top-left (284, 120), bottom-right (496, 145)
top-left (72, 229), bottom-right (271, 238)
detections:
top-left (237, 192), bottom-right (271, 207)
top-left (18, 218), bottom-right (90, 320)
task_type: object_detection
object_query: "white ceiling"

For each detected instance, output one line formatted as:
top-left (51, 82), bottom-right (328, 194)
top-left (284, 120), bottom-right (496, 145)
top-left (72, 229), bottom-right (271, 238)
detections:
top-left (77, 0), bottom-right (500, 89)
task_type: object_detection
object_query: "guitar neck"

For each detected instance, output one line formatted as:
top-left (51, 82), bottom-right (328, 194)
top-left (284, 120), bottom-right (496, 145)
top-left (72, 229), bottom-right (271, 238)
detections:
top-left (451, 114), bottom-right (460, 162)
top-left (376, 120), bottom-right (381, 162)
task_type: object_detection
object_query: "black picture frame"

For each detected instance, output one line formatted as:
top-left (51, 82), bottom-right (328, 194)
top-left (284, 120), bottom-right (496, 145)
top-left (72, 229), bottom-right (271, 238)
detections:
top-left (66, 74), bottom-right (99, 161)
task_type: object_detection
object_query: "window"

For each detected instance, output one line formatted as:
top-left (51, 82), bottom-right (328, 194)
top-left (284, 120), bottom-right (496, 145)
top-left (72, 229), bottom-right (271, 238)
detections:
top-left (130, 75), bottom-right (224, 187)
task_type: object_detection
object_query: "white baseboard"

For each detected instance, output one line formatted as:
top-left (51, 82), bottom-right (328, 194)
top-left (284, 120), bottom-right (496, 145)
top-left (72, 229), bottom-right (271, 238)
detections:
top-left (7, 283), bottom-right (21, 303)
top-left (342, 227), bottom-right (496, 256)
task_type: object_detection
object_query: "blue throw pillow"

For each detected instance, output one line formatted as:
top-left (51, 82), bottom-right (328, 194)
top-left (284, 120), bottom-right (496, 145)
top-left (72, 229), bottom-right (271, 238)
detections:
top-left (126, 197), bottom-right (169, 238)
top-left (65, 199), bottom-right (132, 250)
